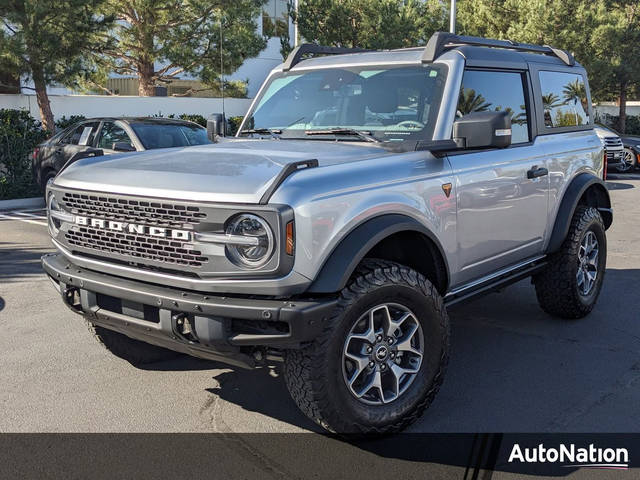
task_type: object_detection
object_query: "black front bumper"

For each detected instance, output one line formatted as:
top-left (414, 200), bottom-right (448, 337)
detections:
top-left (42, 253), bottom-right (337, 368)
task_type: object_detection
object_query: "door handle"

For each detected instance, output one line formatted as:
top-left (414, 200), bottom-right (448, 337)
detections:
top-left (527, 166), bottom-right (548, 179)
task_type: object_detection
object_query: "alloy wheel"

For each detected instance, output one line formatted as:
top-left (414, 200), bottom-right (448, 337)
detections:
top-left (342, 303), bottom-right (424, 405)
top-left (576, 230), bottom-right (599, 296)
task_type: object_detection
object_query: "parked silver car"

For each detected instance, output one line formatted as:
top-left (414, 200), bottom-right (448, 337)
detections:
top-left (42, 33), bottom-right (612, 433)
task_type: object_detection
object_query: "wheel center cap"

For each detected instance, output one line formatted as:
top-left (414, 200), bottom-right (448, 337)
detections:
top-left (375, 345), bottom-right (389, 361)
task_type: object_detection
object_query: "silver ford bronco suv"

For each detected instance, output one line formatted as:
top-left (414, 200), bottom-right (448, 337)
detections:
top-left (43, 33), bottom-right (612, 433)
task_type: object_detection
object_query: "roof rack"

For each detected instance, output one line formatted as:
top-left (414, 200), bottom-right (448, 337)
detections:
top-left (421, 32), bottom-right (575, 66)
top-left (282, 43), bottom-right (373, 71)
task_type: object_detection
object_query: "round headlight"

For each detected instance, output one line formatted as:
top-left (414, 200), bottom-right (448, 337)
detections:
top-left (47, 192), bottom-right (61, 237)
top-left (225, 214), bottom-right (274, 268)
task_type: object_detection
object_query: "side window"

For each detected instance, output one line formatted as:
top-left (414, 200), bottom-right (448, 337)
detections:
top-left (59, 122), bottom-right (99, 146)
top-left (457, 70), bottom-right (530, 144)
top-left (97, 122), bottom-right (133, 150)
top-left (539, 71), bottom-right (589, 128)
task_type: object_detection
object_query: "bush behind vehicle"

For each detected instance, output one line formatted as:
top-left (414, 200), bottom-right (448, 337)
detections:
top-left (0, 109), bottom-right (48, 200)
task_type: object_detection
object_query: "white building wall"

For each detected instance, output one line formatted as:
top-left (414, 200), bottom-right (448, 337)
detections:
top-left (0, 94), bottom-right (252, 122)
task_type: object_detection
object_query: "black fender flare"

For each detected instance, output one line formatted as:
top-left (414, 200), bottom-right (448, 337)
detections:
top-left (547, 172), bottom-right (612, 254)
top-left (307, 214), bottom-right (449, 294)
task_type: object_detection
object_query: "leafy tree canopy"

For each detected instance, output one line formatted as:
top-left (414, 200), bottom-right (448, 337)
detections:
top-left (97, 0), bottom-right (268, 96)
top-left (295, 0), bottom-right (448, 49)
top-left (0, 0), bottom-right (113, 131)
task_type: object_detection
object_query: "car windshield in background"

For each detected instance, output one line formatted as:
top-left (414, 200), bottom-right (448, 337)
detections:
top-left (130, 123), bottom-right (211, 149)
top-left (241, 64), bottom-right (448, 145)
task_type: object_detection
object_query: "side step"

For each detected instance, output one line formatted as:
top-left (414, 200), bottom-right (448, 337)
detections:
top-left (444, 258), bottom-right (547, 307)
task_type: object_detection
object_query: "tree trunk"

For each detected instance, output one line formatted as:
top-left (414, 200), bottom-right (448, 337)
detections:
top-left (618, 83), bottom-right (627, 134)
top-left (32, 67), bottom-right (54, 134)
top-left (138, 60), bottom-right (156, 96)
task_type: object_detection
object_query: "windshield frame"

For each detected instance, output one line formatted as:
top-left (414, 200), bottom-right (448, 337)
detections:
top-left (238, 63), bottom-right (449, 150)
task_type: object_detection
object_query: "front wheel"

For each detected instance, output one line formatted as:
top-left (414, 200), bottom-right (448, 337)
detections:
top-left (284, 260), bottom-right (449, 434)
top-left (533, 206), bottom-right (606, 319)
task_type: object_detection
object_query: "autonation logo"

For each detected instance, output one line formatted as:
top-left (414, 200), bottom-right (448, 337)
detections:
top-left (509, 443), bottom-right (629, 470)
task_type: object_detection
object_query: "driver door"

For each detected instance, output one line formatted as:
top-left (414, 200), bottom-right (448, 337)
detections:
top-left (448, 69), bottom-right (550, 286)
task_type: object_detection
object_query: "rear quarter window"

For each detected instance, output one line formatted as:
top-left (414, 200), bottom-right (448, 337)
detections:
top-left (539, 71), bottom-right (589, 128)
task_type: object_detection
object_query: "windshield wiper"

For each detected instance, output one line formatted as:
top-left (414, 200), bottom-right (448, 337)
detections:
top-left (304, 128), bottom-right (378, 143)
top-left (239, 128), bottom-right (282, 139)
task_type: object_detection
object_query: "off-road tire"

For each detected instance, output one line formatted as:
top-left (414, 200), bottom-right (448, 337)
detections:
top-left (85, 316), bottom-right (179, 365)
top-left (284, 259), bottom-right (449, 434)
top-left (533, 206), bottom-right (606, 319)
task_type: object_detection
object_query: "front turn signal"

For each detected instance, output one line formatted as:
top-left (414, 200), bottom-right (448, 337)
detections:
top-left (286, 221), bottom-right (294, 256)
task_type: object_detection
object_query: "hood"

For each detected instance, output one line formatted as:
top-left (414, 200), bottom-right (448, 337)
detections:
top-left (54, 140), bottom-right (389, 203)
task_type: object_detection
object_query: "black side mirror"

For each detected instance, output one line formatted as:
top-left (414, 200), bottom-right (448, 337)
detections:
top-left (453, 111), bottom-right (512, 149)
top-left (68, 148), bottom-right (104, 163)
top-left (207, 113), bottom-right (226, 141)
top-left (113, 142), bottom-right (136, 152)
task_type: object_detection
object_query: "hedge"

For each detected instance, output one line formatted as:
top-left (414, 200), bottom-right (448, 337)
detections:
top-left (596, 113), bottom-right (640, 136)
top-left (0, 109), bottom-right (48, 200)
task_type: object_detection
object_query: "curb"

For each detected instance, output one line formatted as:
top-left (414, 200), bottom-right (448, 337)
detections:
top-left (0, 196), bottom-right (45, 211)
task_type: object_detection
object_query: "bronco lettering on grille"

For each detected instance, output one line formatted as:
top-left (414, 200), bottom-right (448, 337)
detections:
top-left (74, 216), bottom-right (191, 241)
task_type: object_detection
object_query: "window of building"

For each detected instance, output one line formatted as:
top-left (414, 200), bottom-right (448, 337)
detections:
top-left (456, 70), bottom-right (530, 144)
top-left (539, 71), bottom-right (589, 128)
top-left (262, 0), bottom-right (289, 37)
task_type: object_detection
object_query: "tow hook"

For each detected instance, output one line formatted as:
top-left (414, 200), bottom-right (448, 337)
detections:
top-left (63, 287), bottom-right (82, 313)
top-left (173, 313), bottom-right (197, 342)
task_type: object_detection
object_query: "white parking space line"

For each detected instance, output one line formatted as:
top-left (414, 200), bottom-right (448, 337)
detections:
top-left (0, 212), bottom-right (47, 226)
top-left (12, 211), bottom-right (47, 220)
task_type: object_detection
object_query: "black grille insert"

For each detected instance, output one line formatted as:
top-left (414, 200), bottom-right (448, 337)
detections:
top-left (66, 226), bottom-right (208, 267)
top-left (62, 192), bottom-right (206, 228)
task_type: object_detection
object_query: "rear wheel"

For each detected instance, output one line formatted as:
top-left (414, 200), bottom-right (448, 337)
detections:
top-left (85, 316), bottom-right (179, 365)
top-left (284, 260), bottom-right (449, 433)
top-left (617, 148), bottom-right (636, 172)
top-left (533, 206), bottom-right (606, 319)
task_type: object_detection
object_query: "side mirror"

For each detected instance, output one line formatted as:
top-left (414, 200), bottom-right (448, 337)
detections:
top-left (207, 113), bottom-right (226, 141)
top-left (68, 148), bottom-right (104, 163)
top-left (453, 111), bottom-right (512, 149)
top-left (113, 142), bottom-right (136, 152)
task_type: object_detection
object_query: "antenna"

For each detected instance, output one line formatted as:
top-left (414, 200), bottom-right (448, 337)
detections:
top-left (219, 14), bottom-right (226, 120)
top-left (450, 0), bottom-right (456, 34)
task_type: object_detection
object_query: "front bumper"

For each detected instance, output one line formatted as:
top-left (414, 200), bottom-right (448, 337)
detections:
top-left (42, 253), bottom-right (337, 369)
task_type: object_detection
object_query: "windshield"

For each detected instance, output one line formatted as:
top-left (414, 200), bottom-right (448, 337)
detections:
top-left (241, 64), bottom-right (448, 146)
top-left (130, 123), bottom-right (211, 149)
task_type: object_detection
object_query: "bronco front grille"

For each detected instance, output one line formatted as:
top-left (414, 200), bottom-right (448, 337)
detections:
top-left (62, 192), bottom-right (206, 228)
top-left (65, 226), bottom-right (209, 267)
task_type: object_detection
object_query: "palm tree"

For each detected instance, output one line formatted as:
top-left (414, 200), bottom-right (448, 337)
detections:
top-left (541, 93), bottom-right (562, 111)
top-left (457, 88), bottom-right (492, 115)
top-left (563, 79), bottom-right (588, 115)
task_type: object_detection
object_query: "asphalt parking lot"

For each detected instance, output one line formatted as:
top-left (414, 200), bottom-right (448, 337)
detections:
top-left (1, 175), bottom-right (639, 435)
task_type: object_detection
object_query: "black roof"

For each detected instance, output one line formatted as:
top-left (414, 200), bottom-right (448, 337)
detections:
top-left (452, 45), bottom-right (584, 70)
top-left (284, 32), bottom-right (582, 72)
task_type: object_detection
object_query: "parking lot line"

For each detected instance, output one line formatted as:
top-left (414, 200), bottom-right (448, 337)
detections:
top-left (0, 212), bottom-right (47, 226)
top-left (12, 211), bottom-right (47, 221)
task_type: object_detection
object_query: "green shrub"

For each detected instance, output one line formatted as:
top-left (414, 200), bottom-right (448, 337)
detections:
top-left (0, 109), bottom-right (48, 200)
top-left (227, 116), bottom-right (244, 136)
top-left (596, 113), bottom-right (640, 135)
top-left (176, 114), bottom-right (207, 127)
top-left (55, 115), bottom-right (86, 131)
